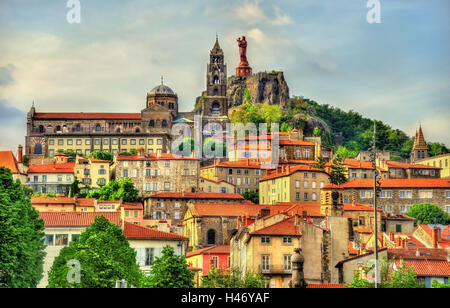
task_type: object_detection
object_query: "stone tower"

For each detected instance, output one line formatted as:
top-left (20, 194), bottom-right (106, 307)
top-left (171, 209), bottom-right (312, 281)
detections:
top-left (320, 186), bottom-right (344, 217)
top-left (201, 37), bottom-right (228, 119)
top-left (410, 125), bottom-right (428, 163)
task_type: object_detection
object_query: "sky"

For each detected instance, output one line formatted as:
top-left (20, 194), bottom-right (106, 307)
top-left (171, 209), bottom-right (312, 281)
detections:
top-left (0, 0), bottom-right (449, 152)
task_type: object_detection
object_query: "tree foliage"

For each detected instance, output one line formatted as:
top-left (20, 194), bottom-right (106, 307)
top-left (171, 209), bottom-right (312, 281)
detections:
top-left (87, 178), bottom-right (139, 202)
top-left (431, 279), bottom-right (450, 288)
top-left (330, 154), bottom-right (348, 185)
top-left (201, 267), bottom-right (267, 288)
top-left (141, 245), bottom-right (194, 288)
top-left (87, 151), bottom-right (114, 162)
top-left (312, 155), bottom-right (327, 171)
top-left (242, 190), bottom-right (259, 205)
top-left (0, 167), bottom-right (46, 288)
top-left (229, 103), bottom-right (282, 132)
top-left (346, 257), bottom-right (425, 288)
top-left (69, 178), bottom-right (81, 198)
top-left (47, 216), bottom-right (142, 288)
top-left (406, 203), bottom-right (450, 225)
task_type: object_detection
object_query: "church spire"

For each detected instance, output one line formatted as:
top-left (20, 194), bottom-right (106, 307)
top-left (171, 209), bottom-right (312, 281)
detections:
top-left (211, 35), bottom-right (223, 55)
top-left (414, 125), bottom-right (427, 150)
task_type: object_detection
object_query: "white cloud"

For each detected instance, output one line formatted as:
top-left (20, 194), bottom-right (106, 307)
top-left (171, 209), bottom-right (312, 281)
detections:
top-left (233, 1), bottom-right (293, 26)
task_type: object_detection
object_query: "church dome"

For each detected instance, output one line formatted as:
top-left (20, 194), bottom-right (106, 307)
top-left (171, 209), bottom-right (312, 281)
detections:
top-left (149, 84), bottom-right (175, 95)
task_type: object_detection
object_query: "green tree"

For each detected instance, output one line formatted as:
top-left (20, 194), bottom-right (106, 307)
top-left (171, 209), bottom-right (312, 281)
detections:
top-left (431, 278), bottom-right (450, 288)
top-left (141, 245), bottom-right (194, 288)
top-left (87, 151), bottom-right (114, 162)
top-left (280, 122), bottom-right (292, 132)
top-left (87, 178), bottom-right (139, 202)
top-left (201, 268), bottom-right (267, 288)
top-left (346, 257), bottom-right (425, 288)
top-left (428, 142), bottom-right (450, 157)
top-left (312, 155), bottom-right (327, 171)
top-left (0, 167), bottom-right (46, 288)
top-left (69, 178), bottom-right (81, 197)
top-left (406, 203), bottom-right (450, 225)
top-left (47, 216), bottom-right (142, 288)
top-left (330, 154), bottom-right (348, 185)
top-left (242, 190), bottom-right (259, 204)
top-left (56, 149), bottom-right (77, 162)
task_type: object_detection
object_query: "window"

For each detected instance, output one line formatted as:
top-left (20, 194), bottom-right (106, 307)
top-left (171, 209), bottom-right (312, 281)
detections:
top-left (55, 234), bottom-right (68, 246)
top-left (67, 139), bottom-right (73, 145)
top-left (312, 192), bottom-right (317, 201)
top-left (400, 191), bottom-right (412, 198)
top-left (157, 139), bottom-right (162, 145)
top-left (134, 210), bottom-right (139, 218)
top-left (122, 139), bottom-right (127, 145)
top-left (145, 248), bottom-right (154, 266)
top-left (381, 191), bottom-right (392, 198)
top-left (130, 139), bottom-right (136, 145)
top-left (98, 178), bottom-right (106, 186)
top-left (304, 193), bottom-right (308, 200)
top-left (95, 124), bottom-right (102, 132)
top-left (49, 139), bottom-right (55, 145)
top-left (207, 229), bottom-right (216, 245)
top-left (296, 192), bottom-right (300, 200)
top-left (148, 139), bottom-right (154, 145)
top-left (359, 216), bottom-right (365, 226)
top-left (210, 256), bottom-right (219, 269)
top-left (304, 181), bottom-right (308, 189)
top-left (261, 255), bottom-right (271, 273)
top-left (85, 139), bottom-right (91, 145)
top-left (261, 236), bottom-right (270, 244)
top-left (164, 182), bottom-right (170, 191)
top-left (174, 211), bottom-right (180, 220)
top-left (44, 235), bottom-right (54, 246)
top-left (99, 169), bottom-right (106, 175)
top-left (446, 191), bottom-right (450, 198)
top-left (283, 255), bottom-right (292, 272)
top-left (139, 139), bottom-right (145, 145)
top-left (123, 170), bottom-right (128, 177)
top-left (283, 237), bottom-right (292, 245)
top-left (396, 224), bottom-right (402, 233)
top-left (295, 180), bottom-right (300, 188)
top-left (125, 210), bottom-right (129, 217)
top-left (418, 190), bottom-right (432, 199)
top-left (58, 139), bottom-right (64, 145)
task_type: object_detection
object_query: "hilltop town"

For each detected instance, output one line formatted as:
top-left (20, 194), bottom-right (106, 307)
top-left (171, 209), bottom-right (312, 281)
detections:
top-left (1, 37), bottom-right (449, 289)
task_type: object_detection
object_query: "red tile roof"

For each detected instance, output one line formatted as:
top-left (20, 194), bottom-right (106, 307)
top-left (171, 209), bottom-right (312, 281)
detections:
top-left (200, 176), bottom-right (236, 186)
top-left (323, 179), bottom-right (450, 189)
top-left (186, 245), bottom-right (230, 258)
top-left (275, 202), bottom-right (324, 217)
top-left (344, 203), bottom-right (382, 212)
top-left (123, 202), bottom-right (143, 210)
top-left (123, 222), bottom-right (187, 240)
top-left (39, 212), bottom-right (121, 227)
top-left (208, 159), bottom-right (264, 169)
top-left (116, 153), bottom-right (200, 161)
top-left (191, 203), bottom-right (269, 217)
top-left (344, 159), bottom-right (384, 171)
top-left (77, 198), bottom-right (96, 207)
top-left (260, 165), bottom-right (328, 181)
top-left (148, 192), bottom-right (244, 200)
top-left (34, 112), bottom-right (141, 120)
top-left (388, 248), bottom-right (449, 261)
top-left (250, 216), bottom-right (302, 236)
top-left (393, 260), bottom-right (450, 277)
top-left (416, 224), bottom-right (450, 249)
top-left (28, 162), bottom-right (75, 173)
top-left (386, 161), bottom-right (441, 170)
top-left (0, 151), bottom-right (20, 174)
top-left (279, 140), bottom-right (315, 146)
top-left (31, 196), bottom-right (76, 204)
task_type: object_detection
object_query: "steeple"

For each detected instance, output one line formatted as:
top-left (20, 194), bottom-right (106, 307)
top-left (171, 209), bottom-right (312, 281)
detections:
top-left (411, 125), bottom-right (428, 162)
top-left (414, 125), bottom-right (427, 150)
top-left (211, 36), bottom-right (223, 55)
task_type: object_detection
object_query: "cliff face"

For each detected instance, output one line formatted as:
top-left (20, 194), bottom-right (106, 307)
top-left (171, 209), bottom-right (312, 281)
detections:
top-left (227, 71), bottom-right (290, 109)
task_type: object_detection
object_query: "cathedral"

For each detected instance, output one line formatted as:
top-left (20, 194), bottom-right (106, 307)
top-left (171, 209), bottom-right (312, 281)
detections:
top-left (25, 37), bottom-right (233, 158)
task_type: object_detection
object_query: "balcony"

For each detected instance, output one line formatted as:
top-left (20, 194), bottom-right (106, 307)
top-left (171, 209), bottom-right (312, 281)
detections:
top-left (259, 265), bottom-right (292, 275)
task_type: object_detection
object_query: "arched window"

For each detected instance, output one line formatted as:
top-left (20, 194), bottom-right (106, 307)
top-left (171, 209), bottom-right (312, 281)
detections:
top-left (213, 88), bottom-right (219, 96)
top-left (207, 229), bottom-right (216, 245)
top-left (213, 75), bottom-right (219, 84)
top-left (38, 125), bottom-right (45, 133)
top-left (135, 128), bottom-right (141, 133)
top-left (75, 124), bottom-right (81, 132)
top-left (211, 102), bottom-right (220, 115)
top-left (34, 143), bottom-right (42, 155)
top-left (95, 124), bottom-right (102, 132)
top-left (56, 125), bottom-right (61, 132)
top-left (149, 120), bottom-right (155, 128)
top-left (116, 128), bottom-right (121, 133)
top-left (162, 120), bottom-right (168, 128)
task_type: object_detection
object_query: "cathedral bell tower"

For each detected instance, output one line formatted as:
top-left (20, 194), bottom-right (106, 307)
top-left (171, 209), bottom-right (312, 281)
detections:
top-left (201, 36), bottom-right (228, 118)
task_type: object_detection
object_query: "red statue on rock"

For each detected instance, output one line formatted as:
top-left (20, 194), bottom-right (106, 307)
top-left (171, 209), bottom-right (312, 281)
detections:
top-left (236, 36), bottom-right (252, 77)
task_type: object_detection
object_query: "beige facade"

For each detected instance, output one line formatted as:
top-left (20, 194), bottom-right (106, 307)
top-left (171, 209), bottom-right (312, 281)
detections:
top-left (199, 177), bottom-right (236, 194)
top-left (74, 156), bottom-right (111, 193)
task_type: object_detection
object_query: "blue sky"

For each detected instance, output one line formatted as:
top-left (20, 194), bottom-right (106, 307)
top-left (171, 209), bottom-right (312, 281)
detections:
top-left (0, 0), bottom-right (449, 152)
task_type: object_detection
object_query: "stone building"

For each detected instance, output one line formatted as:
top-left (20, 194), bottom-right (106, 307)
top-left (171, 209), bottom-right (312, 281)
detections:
top-left (114, 151), bottom-right (201, 197)
top-left (199, 176), bottom-right (236, 194)
top-left (25, 79), bottom-right (181, 158)
top-left (413, 153), bottom-right (450, 179)
top-left (200, 159), bottom-right (267, 194)
top-left (324, 179), bottom-right (450, 215)
top-left (379, 160), bottom-right (441, 179)
top-left (410, 125), bottom-right (428, 163)
top-left (344, 159), bottom-right (388, 180)
top-left (259, 165), bottom-right (330, 204)
top-left (142, 191), bottom-right (245, 225)
top-left (74, 156), bottom-right (111, 194)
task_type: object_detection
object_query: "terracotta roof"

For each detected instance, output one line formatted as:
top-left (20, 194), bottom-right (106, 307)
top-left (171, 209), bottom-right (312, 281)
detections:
top-left (306, 284), bottom-right (344, 288)
top-left (260, 165), bottom-right (328, 182)
top-left (250, 216), bottom-right (302, 236)
top-left (275, 202), bottom-right (324, 217)
top-left (356, 227), bottom-right (372, 234)
top-left (0, 151), bottom-right (20, 174)
top-left (123, 222), bottom-right (187, 240)
top-left (96, 200), bottom-right (121, 204)
top-left (416, 224), bottom-right (450, 249)
top-left (77, 198), bottom-right (95, 207)
top-left (393, 260), bottom-right (450, 277)
top-left (323, 179), bottom-right (450, 189)
top-left (386, 161), bottom-right (440, 170)
top-left (116, 153), bottom-right (200, 161)
top-left (382, 213), bottom-right (415, 221)
top-left (39, 212), bottom-right (121, 227)
top-left (148, 192), bottom-right (244, 200)
top-left (388, 248), bottom-right (449, 261)
top-left (28, 162), bottom-right (75, 173)
top-left (191, 203), bottom-right (268, 217)
top-left (200, 176), bottom-right (236, 186)
top-left (344, 203), bottom-right (382, 212)
top-left (186, 245), bottom-right (230, 258)
top-left (345, 159), bottom-right (377, 170)
top-left (279, 140), bottom-right (315, 146)
top-left (210, 159), bottom-right (264, 169)
top-left (34, 112), bottom-right (141, 120)
top-left (31, 196), bottom-right (76, 204)
top-left (123, 202), bottom-right (143, 210)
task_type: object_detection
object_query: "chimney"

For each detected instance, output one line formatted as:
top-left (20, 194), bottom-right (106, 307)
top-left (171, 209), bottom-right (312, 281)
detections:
top-left (432, 227), bottom-right (439, 249)
top-left (17, 145), bottom-right (23, 163)
top-left (295, 214), bottom-right (299, 226)
top-left (260, 208), bottom-right (270, 218)
top-left (138, 148), bottom-right (144, 158)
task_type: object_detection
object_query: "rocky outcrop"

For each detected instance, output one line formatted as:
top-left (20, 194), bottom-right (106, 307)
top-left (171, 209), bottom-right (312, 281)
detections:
top-left (227, 71), bottom-right (290, 109)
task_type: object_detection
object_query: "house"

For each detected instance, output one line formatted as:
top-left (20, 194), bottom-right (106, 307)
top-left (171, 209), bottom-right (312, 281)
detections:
top-left (412, 224), bottom-right (450, 249)
top-left (344, 159), bottom-right (388, 180)
top-left (31, 196), bottom-right (77, 212)
top-left (381, 213), bottom-right (415, 234)
top-left (74, 156), bottom-right (111, 194)
top-left (123, 222), bottom-right (188, 274)
top-left (199, 176), bottom-right (236, 194)
top-left (0, 146), bottom-right (28, 183)
top-left (26, 153), bottom-right (75, 196)
top-left (38, 211), bottom-right (122, 287)
top-left (186, 245), bottom-right (230, 279)
top-left (121, 202), bottom-right (144, 225)
top-left (413, 153), bottom-right (450, 179)
top-left (259, 164), bottom-right (330, 204)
